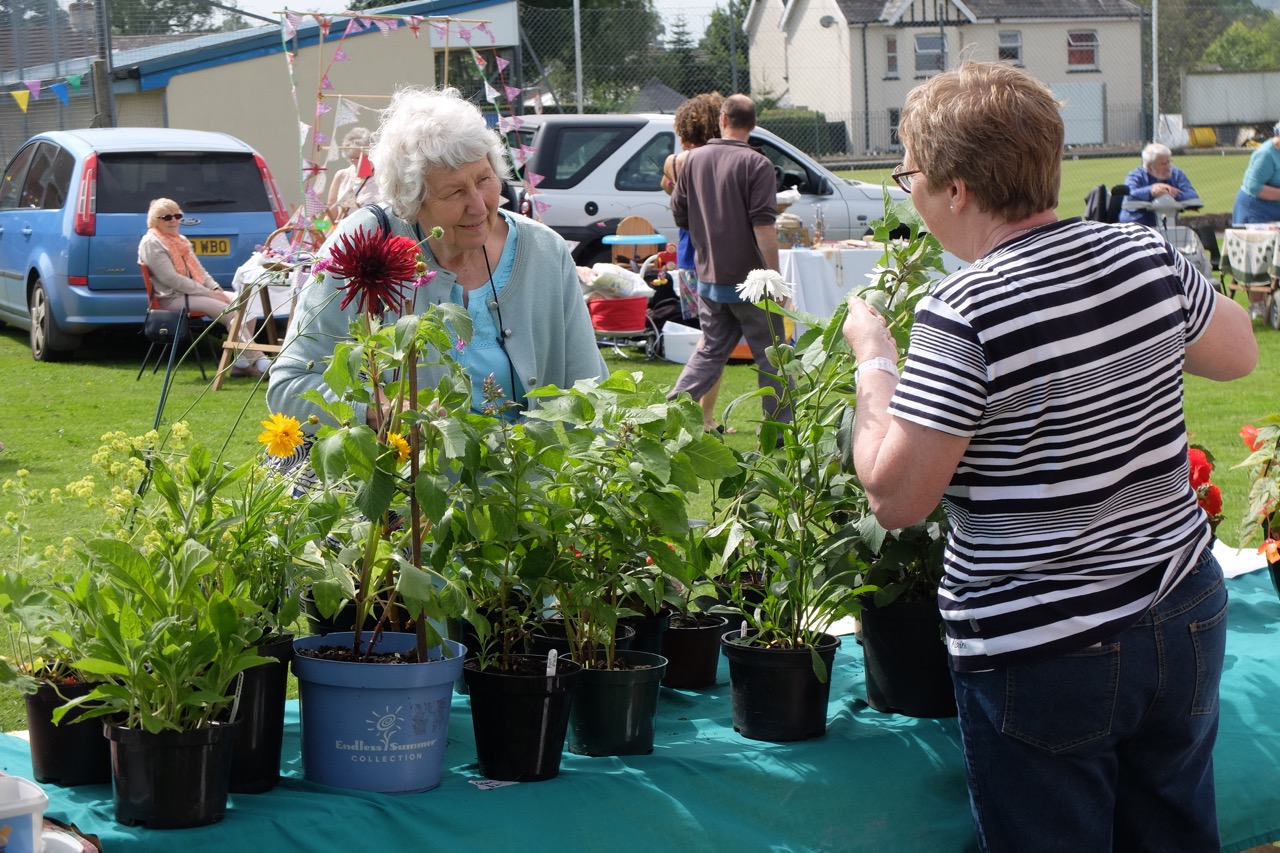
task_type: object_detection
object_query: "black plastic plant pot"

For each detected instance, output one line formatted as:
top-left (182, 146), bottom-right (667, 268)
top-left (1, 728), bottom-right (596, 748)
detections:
top-left (721, 630), bottom-right (840, 742)
top-left (464, 655), bottom-right (583, 782)
top-left (227, 633), bottom-right (294, 794)
top-left (528, 620), bottom-right (636, 660)
top-left (24, 679), bottom-right (111, 787)
top-left (859, 599), bottom-right (957, 719)
top-left (660, 614), bottom-right (729, 689)
top-left (619, 609), bottom-right (672, 655)
top-left (105, 719), bottom-right (241, 829)
top-left (567, 650), bottom-right (668, 757)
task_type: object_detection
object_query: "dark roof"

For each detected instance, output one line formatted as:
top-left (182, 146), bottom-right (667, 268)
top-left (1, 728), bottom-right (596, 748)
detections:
top-left (832, 0), bottom-right (1141, 25)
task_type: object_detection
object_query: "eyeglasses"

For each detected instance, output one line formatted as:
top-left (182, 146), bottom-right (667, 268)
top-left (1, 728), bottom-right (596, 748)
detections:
top-left (159, 213), bottom-right (184, 222)
top-left (890, 166), bottom-right (922, 194)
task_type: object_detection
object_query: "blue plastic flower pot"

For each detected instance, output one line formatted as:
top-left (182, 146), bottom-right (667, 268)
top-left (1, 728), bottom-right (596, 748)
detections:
top-left (292, 632), bottom-right (464, 793)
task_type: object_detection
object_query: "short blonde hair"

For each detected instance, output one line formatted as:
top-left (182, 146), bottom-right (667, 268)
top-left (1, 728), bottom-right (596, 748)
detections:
top-left (899, 62), bottom-right (1062, 221)
top-left (369, 87), bottom-right (512, 221)
top-left (146, 197), bottom-right (181, 228)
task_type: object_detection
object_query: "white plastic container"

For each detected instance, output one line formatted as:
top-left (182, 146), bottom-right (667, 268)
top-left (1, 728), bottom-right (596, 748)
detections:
top-left (662, 321), bottom-right (700, 364)
top-left (0, 774), bottom-right (47, 853)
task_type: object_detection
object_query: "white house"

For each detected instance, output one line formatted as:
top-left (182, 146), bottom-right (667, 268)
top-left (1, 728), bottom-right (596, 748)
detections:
top-left (744, 0), bottom-right (1145, 154)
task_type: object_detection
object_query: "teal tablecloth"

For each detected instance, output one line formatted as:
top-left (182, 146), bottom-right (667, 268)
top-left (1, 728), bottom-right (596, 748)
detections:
top-left (4, 571), bottom-right (1279, 852)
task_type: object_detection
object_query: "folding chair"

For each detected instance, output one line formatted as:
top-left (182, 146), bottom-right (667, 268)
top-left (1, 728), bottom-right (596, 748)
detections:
top-left (136, 263), bottom-right (212, 381)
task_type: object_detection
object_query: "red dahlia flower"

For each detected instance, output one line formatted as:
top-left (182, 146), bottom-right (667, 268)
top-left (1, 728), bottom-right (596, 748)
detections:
top-left (1187, 447), bottom-right (1212, 489)
top-left (324, 226), bottom-right (424, 315)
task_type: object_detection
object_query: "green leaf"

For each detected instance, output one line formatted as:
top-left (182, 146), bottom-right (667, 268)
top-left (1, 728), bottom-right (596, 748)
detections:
top-left (678, 435), bottom-right (742, 480)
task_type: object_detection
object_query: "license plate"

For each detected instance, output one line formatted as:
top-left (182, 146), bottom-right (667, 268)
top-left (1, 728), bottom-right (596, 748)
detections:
top-left (192, 237), bottom-right (231, 256)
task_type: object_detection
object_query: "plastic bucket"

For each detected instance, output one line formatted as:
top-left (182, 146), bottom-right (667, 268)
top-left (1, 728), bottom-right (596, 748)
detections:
top-left (0, 774), bottom-right (48, 853)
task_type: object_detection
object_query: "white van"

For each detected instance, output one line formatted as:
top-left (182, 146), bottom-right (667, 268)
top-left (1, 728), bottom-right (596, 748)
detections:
top-left (507, 114), bottom-right (905, 264)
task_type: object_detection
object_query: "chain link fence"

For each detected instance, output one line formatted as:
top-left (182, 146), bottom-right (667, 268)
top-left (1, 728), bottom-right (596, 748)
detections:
top-left (0, 0), bottom-right (1274, 213)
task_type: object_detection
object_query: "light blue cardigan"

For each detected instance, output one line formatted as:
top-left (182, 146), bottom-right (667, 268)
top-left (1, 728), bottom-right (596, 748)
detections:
top-left (266, 205), bottom-right (607, 428)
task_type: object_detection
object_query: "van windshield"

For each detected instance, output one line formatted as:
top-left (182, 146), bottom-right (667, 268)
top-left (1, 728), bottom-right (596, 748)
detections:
top-left (96, 153), bottom-right (268, 214)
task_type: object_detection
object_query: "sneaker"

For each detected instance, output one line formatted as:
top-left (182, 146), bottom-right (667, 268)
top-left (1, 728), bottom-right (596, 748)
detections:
top-left (254, 357), bottom-right (272, 375)
top-left (230, 361), bottom-right (261, 378)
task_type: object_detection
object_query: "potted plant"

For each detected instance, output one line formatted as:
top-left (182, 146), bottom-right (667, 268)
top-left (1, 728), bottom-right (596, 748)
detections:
top-left (658, 522), bottom-right (730, 690)
top-left (708, 270), bottom-right (873, 742)
top-left (0, 474), bottom-right (109, 787)
top-left (282, 226), bottom-right (471, 794)
top-left (838, 205), bottom-right (960, 719)
top-left (528, 370), bottom-right (737, 755)
top-left (1238, 418), bottom-right (1280, 596)
top-left (47, 437), bottom-right (272, 829)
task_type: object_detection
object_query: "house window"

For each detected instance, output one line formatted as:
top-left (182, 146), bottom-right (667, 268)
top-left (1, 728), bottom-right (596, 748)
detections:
top-left (889, 108), bottom-right (902, 147)
top-left (886, 36), bottom-right (898, 78)
top-left (914, 34), bottom-right (944, 74)
top-left (998, 31), bottom-right (1022, 65)
top-left (1067, 31), bottom-right (1099, 70)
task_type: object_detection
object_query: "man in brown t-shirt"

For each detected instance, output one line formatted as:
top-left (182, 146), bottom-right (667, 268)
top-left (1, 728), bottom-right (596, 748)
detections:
top-left (668, 94), bottom-right (789, 424)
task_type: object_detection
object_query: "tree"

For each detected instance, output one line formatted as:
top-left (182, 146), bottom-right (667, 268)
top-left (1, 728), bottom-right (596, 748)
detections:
top-left (700, 0), bottom-right (749, 96)
top-left (1137, 0), bottom-right (1270, 113)
top-left (1200, 18), bottom-right (1280, 71)
top-left (108, 0), bottom-right (217, 34)
top-left (658, 15), bottom-right (719, 97)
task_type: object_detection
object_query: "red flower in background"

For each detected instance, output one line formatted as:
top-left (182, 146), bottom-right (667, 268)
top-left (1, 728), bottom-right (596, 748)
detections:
top-left (323, 226), bottom-right (424, 314)
top-left (1198, 483), bottom-right (1223, 518)
top-left (1241, 425), bottom-right (1264, 453)
top-left (1188, 447), bottom-right (1212, 489)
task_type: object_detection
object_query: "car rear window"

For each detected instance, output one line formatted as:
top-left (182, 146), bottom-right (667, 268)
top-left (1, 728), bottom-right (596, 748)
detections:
top-left (96, 153), bottom-right (269, 215)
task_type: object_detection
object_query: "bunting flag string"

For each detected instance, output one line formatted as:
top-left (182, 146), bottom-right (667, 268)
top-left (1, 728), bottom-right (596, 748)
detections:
top-left (3, 73), bottom-right (92, 112)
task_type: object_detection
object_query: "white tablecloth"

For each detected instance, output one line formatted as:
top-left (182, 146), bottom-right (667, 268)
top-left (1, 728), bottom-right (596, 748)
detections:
top-left (231, 254), bottom-right (302, 320)
top-left (780, 245), bottom-right (968, 321)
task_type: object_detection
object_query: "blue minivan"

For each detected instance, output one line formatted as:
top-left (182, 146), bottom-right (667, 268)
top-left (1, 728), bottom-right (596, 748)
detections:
top-left (0, 128), bottom-right (288, 360)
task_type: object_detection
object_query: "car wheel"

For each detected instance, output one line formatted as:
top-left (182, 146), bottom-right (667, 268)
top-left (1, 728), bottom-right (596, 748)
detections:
top-left (29, 279), bottom-right (78, 361)
top-left (581, 242), bottom-right (615, 266)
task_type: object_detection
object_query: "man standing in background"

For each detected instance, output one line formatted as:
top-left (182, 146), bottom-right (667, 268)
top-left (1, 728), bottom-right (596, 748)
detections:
top-left (668, 94), bottom-right (788, 425)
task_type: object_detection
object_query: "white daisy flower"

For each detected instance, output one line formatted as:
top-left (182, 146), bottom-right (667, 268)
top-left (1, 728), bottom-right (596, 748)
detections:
top-left (737, 269), bottom-right (795, 302)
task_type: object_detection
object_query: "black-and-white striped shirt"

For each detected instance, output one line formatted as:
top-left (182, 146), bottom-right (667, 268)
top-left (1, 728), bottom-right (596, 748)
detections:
top-left (891, 218), bottom-right (1217, 671)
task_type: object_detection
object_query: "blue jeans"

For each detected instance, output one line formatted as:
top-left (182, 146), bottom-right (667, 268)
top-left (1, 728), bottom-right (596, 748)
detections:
top-left (951, 548), bottom-right (1227, 853)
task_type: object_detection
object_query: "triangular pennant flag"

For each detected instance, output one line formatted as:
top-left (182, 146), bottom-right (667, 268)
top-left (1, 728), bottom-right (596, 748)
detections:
top-left (320, 74), bottom-right (334, 91)
top-left (520, 143), bottom-right (537, 162)
top-left (302, 161), bottom-right (327, 178)
top-left (496, 115), bottom-right (524, 133)
top-left (334, 98), bottom-right (360, 127)
top-left (476, 23), bottom-right (493, 39)
top-left (65, 74), bottom-right (82, 92)
top-left (496, 56), bottom-right (510, 73)
top-left (344, 18), bottom-right (362, 35)
top-left (303, 186), bottom-right (325, 215)
top-left (430, 21), bottom-right (448, 38)
top-left (525, 171), bottom-right (544, 189)
top-left (407, 16), bottom-right (423, 37)
top-left (509, 147), bottom-right (528, 167)
top-left (483, 81), bottom-right (500, 104)
top-left (314, 130), bottom-right (330, 147)
top-left (282, 14), bottom-right (296, 39)
top-left (299, 121), bottom-right (311, 146)
top-left (458, 27), bottom-right (473, 43)
top-left (471, 49), bottom-right (486, 69)
top-left (504, 85), bottom-right (521, 102)
top-left (10, 90), bottom-right (29, 112)
top-left (48, 82), bottom-right (68, 104)
top-left (332, 47), bottom-right (349, 62)
top-left (286, 51), bottom-right (296, 70)
top-left (318, 16), bottom-right (331, 36)
top-left (315, 101), bottom-right (332, 118)
top-left (533, 198), bottom-right (550, 215)
top-left (326, 136), bottom-right (339, 163)
top-left (374, 18), bottom-right (396, 35)
top-left (25, 81), bottom-right (41, 100)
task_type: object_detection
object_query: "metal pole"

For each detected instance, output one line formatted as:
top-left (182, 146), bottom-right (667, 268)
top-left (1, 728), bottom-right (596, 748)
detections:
top-left (1151, 0), bottom-right (1159, 141)
top-left (573, 0), bottom-right (583, 113)
top-left (729, 1), bottom-right (738, 92)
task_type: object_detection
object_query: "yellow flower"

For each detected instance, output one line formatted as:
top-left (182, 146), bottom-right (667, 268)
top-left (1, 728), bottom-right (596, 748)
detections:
top-left (386, 432), bottom-right (410, 464)
top-left (258, 413), bottom-right (305, 458)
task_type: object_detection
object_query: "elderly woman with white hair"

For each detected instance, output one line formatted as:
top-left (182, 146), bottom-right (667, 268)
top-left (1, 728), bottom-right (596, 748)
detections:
top-left (268, 86), bottom-right (606, 427)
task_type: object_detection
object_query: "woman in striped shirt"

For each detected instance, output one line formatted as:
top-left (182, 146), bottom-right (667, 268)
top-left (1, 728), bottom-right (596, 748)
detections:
top-left (844, 62), bottom-right (1257, 853)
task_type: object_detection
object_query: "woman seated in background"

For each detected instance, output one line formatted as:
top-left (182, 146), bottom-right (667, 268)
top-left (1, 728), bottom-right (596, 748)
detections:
top-left (268, 86), bottom-right (606, 430)
top-left (326, 126), bottom-right (380, 224)
top-left (138, 198), bottom-right (268, 378)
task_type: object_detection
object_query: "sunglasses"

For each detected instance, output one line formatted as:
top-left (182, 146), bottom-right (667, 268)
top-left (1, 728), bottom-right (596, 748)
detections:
top-left (159, 212), bottom-right (184, 222)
